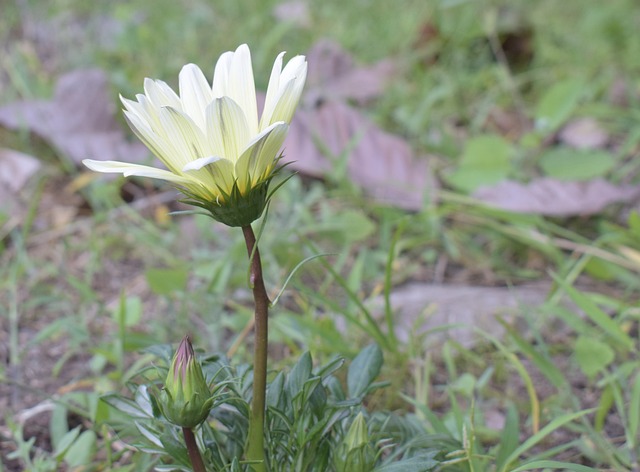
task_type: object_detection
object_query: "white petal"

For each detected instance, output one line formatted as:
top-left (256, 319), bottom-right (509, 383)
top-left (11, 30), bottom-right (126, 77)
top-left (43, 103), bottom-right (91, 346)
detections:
top-left (123, 110), bottom-right (182, 174)
top-left (235, 122), bottom-right (288, 193)
top-left (208, 158), bottom-right (237, 196)
top-left (121, 94), bottom-right (162, 130)
top-left (205, 97), bottom-right (251, 164)
top-left (212, 51), bottom-right (233, 97)
top-left (260, 51), bottom-right (285, 130)
top-left (144, 78), bottom-right (182, 109)
top-left (157, 106), bottom-right (209, 169)
top-left (267, 64), bottom-right (307, 125)
top-left (179, 64), bottom-right (213, 129)
top-left (227, 44), bottom-right (259, 135)
top-left (183, 155), bottom-right (221, 172)
top-left (121, 95), bottom-right (151, 125)
top-left (243, 120), bottom-right (286, 150)
top-left (279, 55), bottom-right (307, 86)
top-left (83, 160), bottom-right (193, 184)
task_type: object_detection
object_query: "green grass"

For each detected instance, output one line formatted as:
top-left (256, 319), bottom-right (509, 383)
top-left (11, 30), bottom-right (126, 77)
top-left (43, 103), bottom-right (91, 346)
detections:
top-left (2, 0), bottom-right (640, 470)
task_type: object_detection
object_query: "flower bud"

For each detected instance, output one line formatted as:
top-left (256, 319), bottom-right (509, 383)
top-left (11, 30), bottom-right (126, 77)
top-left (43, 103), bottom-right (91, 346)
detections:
top-left (335, 412), bottom-right (375, 472)
top-left (158, 336), bottom-right (213, 428)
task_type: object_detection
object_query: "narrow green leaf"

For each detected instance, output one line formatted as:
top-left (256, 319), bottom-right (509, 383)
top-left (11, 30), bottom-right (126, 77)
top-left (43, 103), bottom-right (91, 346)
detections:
top-left (49, 404), bottom-right (69, 452)
top-left (501, 320), bottom-right (565, 389)
top-left (495, 403), bottom-right (519, 470)
top-left (64, 430), bottom-right (97, 467)
top-left (628, 373), bottom-right (640, 442)
top-left (534, 79), bottom-right (584, 132)
top-left (267, 371), bottom-right (285, 408)
top-left (53, 426), bottom-right (81, 459)
top-left (553, 275), bottom-right (633, 351)
top-left (374, 454), bottom-right (440, 471)
top-left (271, 253), bottom-right (333, 307)
top-left (499, 409), bottom-right (594, 472)
top-left (101, 393), bottom-right (150, 418)
top-left (348, 344), bottom-right (383, 398)
top-left (286, 351), bottom-right (312, 398)
top-left (511, 460), bottom-right (599, 472)
top-left (594, 385), bottom-right (614, 432)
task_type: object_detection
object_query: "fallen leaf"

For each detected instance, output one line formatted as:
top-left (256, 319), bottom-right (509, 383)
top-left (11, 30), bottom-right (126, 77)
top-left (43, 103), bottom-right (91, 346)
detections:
top-left (284, 100), bottom-right (437, 210)
top-left (304, 39), bottom-right (397, 105)
top-left (0, 69), bottom-right (148, 166)
top-left (473, 178), bottom-right (640, 216)
top-left (0, 148), bottom-right (42, 193)
top-left (558, 118), bottom-right (608, 150)
top-left (0, 148), bottom-right (42, 221)
top-left (367, 283), bottom-right (551, 347)
top-left (485, 107), bottom-right (532, 139)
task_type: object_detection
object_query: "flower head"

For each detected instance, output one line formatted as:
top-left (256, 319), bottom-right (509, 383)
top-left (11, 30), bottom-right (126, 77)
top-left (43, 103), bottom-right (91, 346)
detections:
top-left (158, 336), bottom-right (213, 428)
top-left (83, 44), bottom-right (307, 226)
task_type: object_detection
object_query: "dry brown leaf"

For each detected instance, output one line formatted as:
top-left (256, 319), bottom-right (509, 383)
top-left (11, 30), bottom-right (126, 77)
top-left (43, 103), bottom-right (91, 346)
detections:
top-left (473, 178), bottom-right (640, 216)
top-left (284, 40), bottom-right (436, 209)
top-left (366, 283), bottom-right (550, 347)
top-left (485, 107), bottom-right (532, 139)
top-left (0, 148), bottom-right (41, 192)
top-left (559, 118), bottom-right (608, 150)
top-left (0, 69), bottom-right (148, 166)
top-left (284, 100), bottom-right (436, 210)
top-left (304, 39), bottom-right (397, 105)
top-left (0, 148), bottom-right (42, 222)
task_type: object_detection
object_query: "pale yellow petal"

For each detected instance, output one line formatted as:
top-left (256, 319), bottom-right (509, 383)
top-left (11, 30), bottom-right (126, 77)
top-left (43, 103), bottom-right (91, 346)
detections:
top-left (235, 122), bottom-right (288, 193)
top-left (279, 55), bottom-right (307, 86)
top-left (183, 155), bottom-right (221, 172)
top-left (82, 160), bottom-right (193, 184)
top-left (227, 44), bottom-right (259, 135)
top-left (260, 56), bottom-right (307, 128)
top-left (260, 51), bottom-right (285, 130)
top-left (267, 74), bottom-right (306, 125)
top-left (179, 64), bottom-right (213, 130)
top-left (212, 51), bottom-right (233, 97)
top-left (208, 158), bottom-right (237, 196)
top-left (205, 97), bottom-right (251, 164)
top-left (121, 94), bottom-right (162, 130)
top-left (144, 78), bottom-right (182, 109)
top-left (123, 110), bottom-right (182, 174)
top-left (157, 106), bottom-right (209, 170)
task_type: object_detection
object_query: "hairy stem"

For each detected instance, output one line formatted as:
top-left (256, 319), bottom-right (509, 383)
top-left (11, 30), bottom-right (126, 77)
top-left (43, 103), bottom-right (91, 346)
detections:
top-left (182, 427), bottom-right (206, 472)
top-left (242, 225), bottom-right (269, 472)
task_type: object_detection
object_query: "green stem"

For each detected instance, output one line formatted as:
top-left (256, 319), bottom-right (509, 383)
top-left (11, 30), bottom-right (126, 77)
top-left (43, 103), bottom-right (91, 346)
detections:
top-left (242, 225), bottom-right (269, 472)
top-left (182, 427), bottom-right (206, 472)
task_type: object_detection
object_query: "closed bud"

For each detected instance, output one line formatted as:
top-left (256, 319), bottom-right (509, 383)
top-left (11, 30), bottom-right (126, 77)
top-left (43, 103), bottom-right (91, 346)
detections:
top-left (335, 412), bottom-right (375, 472)
top-left (158, 336), bottom-right (213, 429)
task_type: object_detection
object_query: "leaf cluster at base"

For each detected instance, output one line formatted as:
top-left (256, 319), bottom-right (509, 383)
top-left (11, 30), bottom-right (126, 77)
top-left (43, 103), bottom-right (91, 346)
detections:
top-left (101, 344), bottom-right (449, 471)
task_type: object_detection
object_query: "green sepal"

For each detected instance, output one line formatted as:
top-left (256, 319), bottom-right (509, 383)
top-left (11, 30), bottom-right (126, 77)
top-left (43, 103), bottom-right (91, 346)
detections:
top-left (179, 159), bottom-right (290, 227)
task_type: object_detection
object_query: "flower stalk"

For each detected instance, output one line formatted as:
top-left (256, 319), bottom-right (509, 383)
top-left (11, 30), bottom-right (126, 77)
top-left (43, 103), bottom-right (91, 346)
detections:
top-left (182, 427), bottom-right (207, 472)
top-left (242, 225), bottom-right (269, 471)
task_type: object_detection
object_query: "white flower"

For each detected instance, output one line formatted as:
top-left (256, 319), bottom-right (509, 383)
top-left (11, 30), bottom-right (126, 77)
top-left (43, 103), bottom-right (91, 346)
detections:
top-left (83, 44), bottom-right (307, 206)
